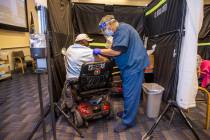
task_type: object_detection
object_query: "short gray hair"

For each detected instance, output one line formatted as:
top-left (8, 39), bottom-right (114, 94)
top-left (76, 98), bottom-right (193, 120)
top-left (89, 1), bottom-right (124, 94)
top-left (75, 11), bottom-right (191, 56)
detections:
top-left (99, 15), bottom-right (116, 26)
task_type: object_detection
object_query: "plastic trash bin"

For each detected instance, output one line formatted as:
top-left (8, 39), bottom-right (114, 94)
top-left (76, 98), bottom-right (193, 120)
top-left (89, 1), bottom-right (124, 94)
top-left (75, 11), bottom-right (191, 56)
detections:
top-left (143, 83), bottom-right (164, 118)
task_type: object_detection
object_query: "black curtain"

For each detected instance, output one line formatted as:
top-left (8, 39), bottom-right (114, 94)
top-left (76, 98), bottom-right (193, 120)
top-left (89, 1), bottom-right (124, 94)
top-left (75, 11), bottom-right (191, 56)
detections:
top-left (48, 0), bottom-right (74, 102)
top-left (198, 37), bottom-right (210, 60)
top-left (144, 0), bottom-right (184, 37)
top-left (145, 0), bottom-right (186, 101)
top-left (147, 33), bottom-right (181, 100)
top-left (198, 5), bottom-right (210, 60)
top-left (199, 5), bottom-right (210, 39)
top-left (72, 3), bottom-right (145, 41)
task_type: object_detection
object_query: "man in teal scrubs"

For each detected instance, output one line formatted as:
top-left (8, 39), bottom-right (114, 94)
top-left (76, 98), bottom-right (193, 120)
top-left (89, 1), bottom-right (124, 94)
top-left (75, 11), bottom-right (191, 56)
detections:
top-left (93, 15), bottom-right (149, 133)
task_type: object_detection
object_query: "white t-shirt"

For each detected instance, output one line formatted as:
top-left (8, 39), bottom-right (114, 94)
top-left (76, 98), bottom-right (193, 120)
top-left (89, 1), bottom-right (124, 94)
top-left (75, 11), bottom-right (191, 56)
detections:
top-left (66, 43), bottom-right (95, 79)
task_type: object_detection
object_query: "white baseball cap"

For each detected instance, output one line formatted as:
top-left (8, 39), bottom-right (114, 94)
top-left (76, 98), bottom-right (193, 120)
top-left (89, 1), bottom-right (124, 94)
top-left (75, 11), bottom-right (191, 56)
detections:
top-left (75, 34), bottom-right (93, 42)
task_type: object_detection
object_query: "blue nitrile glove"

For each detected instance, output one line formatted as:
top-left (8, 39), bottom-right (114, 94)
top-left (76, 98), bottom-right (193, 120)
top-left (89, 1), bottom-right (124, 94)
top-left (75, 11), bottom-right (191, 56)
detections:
top-left (93, 48), bottom-right (101, 55)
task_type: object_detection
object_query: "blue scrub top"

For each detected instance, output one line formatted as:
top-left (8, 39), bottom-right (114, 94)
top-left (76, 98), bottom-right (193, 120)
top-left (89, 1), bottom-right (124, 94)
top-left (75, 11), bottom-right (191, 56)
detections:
top-left (112, 23), bottom-right (149, 76)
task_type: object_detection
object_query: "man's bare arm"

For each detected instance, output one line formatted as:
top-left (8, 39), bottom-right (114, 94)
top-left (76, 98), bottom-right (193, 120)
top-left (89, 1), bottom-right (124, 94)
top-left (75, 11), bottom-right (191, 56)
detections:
top-left (100, 48), bottom-right (121, 57)
top-left (94, 55), bottom-right (109, 62)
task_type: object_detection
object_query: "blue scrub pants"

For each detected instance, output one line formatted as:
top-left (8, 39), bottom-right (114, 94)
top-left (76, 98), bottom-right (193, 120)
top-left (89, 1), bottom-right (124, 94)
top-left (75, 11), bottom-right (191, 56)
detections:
top-left (121, 70), bottom-right (144, 126)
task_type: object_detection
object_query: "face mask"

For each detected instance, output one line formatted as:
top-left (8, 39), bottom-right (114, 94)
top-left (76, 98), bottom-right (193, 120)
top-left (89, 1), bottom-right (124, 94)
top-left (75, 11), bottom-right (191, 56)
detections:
top-left (104, 28), bottom-right (114, 36)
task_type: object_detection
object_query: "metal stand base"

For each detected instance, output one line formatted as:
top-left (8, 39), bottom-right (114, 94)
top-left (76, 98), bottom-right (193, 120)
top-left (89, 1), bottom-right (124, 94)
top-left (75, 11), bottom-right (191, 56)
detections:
top-left (142, 100), bottom-right (200, 140)
top-left (27, 70), bottom-right (48, 140)
top-left (54, 103), bottom-right (84, 138)
top-left (27, 107), bottom-right (50, 140)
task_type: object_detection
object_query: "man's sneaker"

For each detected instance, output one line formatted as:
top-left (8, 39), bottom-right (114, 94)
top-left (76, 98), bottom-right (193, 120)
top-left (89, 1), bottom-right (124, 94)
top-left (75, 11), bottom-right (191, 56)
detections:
top-left (114, 122), bottom-right (131, 133)
top-left (117, 111), bottom-right (123, 118)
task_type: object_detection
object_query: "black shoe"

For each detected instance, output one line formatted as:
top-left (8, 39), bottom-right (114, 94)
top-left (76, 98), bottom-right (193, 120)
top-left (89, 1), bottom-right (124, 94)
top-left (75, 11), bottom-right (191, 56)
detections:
top-left (117, 111), bottom-right (123, 118)
top-left (114, 122), bottom-right (131, 133)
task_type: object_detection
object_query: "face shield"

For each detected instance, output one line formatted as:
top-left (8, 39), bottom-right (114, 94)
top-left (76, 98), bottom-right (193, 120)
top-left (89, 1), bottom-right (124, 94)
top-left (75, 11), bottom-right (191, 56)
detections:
top-left (99, 19), bottom-right (115, 36)
top-left (99, 22), bottom-right (107, 32)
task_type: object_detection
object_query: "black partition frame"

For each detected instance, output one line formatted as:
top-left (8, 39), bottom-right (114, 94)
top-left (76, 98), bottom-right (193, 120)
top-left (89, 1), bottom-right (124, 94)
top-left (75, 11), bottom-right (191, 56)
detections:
top-left (47, 0), bottom-right (187, 103)
top-left (47, 1), bottom-right (146, 102)
top-left (144, 0), bottom-right (186, 101)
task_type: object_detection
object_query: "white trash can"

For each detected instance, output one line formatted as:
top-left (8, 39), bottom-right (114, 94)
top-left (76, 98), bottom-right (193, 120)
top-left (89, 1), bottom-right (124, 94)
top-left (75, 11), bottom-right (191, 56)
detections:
top-left (143, 83), bottom-right (164, 118)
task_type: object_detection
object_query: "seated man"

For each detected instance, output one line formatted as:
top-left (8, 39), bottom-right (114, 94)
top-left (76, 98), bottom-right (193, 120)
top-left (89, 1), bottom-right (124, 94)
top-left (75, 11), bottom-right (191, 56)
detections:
top-left (63, 34), bottom-right (107, 108)
top-left (66, 33), bottom-right (107, 79)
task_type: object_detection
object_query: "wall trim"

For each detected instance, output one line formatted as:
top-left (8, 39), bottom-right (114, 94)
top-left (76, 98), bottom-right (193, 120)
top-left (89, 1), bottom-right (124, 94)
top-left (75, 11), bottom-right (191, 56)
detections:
top-left (0, 46), bottom-right (30, 50)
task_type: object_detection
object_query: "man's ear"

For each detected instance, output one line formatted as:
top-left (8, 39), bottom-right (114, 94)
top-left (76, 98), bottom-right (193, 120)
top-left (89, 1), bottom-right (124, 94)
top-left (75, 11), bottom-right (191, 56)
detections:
top-left (109, 22), bottom-right (115, 30)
